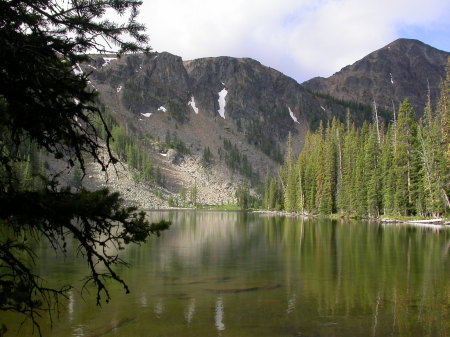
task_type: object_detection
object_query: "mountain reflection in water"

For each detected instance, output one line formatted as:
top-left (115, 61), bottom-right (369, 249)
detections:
top-left (4, 211), bottom-right (449, 337)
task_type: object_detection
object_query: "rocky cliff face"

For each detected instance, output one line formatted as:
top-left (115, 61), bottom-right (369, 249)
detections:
top-left (80, 39), bottom-right (448, 204)
top-left (82, 51), bottom-right (371, 191)
top-left (88, 53), bottom-right (322, 134)
top-left (303, 39), bottom-right (449, 114)
top-left (85, 52), bottom-right (378, 142)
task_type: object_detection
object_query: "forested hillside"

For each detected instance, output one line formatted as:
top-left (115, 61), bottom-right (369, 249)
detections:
top-left (82, 51), bottom-right (396, 197)
top-left (266, 59), bottom-right (450, 217)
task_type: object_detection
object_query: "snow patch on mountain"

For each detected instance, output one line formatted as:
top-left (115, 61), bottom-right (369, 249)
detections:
top-left (102, 57), bottom-right (117, 67)
top-left (188, 96), bottom-right (199, 114)
top-left (141, 113), bottom-right (152, 117)
top-left (158, 106), bottom-right (167, 112)
top-left (288, 106), bottom-right (299, 124)
top-left (218, 88), bottom-right (227, 119)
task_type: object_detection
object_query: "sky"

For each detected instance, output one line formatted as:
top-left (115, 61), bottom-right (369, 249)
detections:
top-left (136, 0), bottom-right (450, 83)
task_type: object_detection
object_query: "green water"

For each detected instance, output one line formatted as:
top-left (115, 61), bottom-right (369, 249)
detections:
top-left (4, 211), bottom-right (450, 337)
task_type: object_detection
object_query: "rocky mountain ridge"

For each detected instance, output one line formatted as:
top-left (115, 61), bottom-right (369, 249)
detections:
top-left (303, 39), bottom-right (449, 114)
top-left (80, 39), bottom-right (449, 207)
top-left (81, 51), bottom-right (375, 204)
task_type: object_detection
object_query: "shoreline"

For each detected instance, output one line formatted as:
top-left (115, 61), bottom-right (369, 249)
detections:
top-left (144, 208), bottom-right (450, 228)
top-left (251, 210), bottom-right (450, 228)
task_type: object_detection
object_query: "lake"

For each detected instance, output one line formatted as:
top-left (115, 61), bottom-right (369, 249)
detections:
top-left (4, 211), bottom-right (450, 337)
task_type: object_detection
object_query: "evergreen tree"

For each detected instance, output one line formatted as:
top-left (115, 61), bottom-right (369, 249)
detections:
top-left (380, 126), bottom-right (396, 214)
top-left (393, 99), bottom-right (421, 215)
top-left (156, 166), bottom-right (164, 185)
top-left (236, 181), bottom-right (250, 209)
top-left (328, 119), bottom-right (340, 212)
top-left (285, 168), bottom-right (297, 212)
top-left (275, 81), bottom-right (449, 218)
top-left (334, 118), bottom-right (345, 214)
top-left (365, 124), bottom-right (382, 217)
top-left (190, 181), bottom-right (198, 207)
top-left (142, 155), bottom-right (154, 182)
top-left (417, 94), bottom-right (442, 215)
top-left (281, 133), bottom-right (297, 212)
top-left (438, 57), bottom-right (450, 211)
top-left (268, 178), bottom-right (279, 210)
top-left (201, 146), bottom-right (213, 167)
top-left (442, 58), bottom-right (450, 169)
top-left (0, 1), bottom-right (170, 332)
top-left (263, 171), bottom-right (271, 210)
top-left (315, 122), bottom-right (336, 214)
top-left (353, 123), bottom-right (369, 216)
top-left (179, 187), bottom-right (187, 207)
top-left (337, 116), bottom-right (358, 215)
top-left (96, 109), bottom-right (156, 184)
top-left (302, 131), bottom-right (320, 213)
top-left (295, 155), bottom-right (305, 214)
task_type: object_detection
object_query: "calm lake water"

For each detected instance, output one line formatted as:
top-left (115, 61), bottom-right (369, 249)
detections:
top-left (5, 211), bottom-right (450, 337)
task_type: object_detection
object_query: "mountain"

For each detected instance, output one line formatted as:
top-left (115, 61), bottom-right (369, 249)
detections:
top-left (80, 39), bottom-right (449, 206)
top-left (80, 52), bottom-right (375, 204)
top-left (86, 52), bottom-right (374, 136)
top-left (303, 39), bottom-right (449, 114)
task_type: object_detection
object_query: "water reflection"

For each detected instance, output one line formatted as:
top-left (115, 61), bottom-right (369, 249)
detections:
top-left (5, 211), bottom-right (449, 337)
top-left (184, 298), bottom-right (196, 325)
top-left (72, 326), bottom-right (85, 337)
top-left (287, 293), bottom-right (296, 314)
top-left (67, 290), bottom-right (74, 321)
top-left (215, 297), bottom-right (225, 332)
top-left (372, 292), bottom-right (381, 337)
top-left (153, 299), bottom-right (164, 318)
top-left (139, 294), bottom-right (148, 308)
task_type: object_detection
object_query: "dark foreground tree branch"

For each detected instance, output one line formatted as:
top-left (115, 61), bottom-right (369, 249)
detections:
top-left (0, 1), bottom-right (169, 334)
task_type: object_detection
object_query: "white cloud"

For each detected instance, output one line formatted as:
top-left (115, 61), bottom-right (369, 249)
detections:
top-left (137, 0), bottom-right (450, 82)
top-left (285, 0), bottom-right (450, 79)
top-left (141, 0), bottom-right (297, 57)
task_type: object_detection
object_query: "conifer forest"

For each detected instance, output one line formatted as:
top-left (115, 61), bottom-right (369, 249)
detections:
top-left (264, 61), bottom-right (450, 218)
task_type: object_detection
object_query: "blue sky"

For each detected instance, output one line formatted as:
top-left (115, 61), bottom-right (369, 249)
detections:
top-left (399, 25), bottom-right (450, 53)
top-left (137, 0), bottom-right (450, 83)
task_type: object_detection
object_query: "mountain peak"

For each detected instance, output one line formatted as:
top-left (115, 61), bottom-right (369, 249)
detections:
top-left (303, 39), bottom-right (449, 114)
top-left (389, 37), bottom-right (426, 46)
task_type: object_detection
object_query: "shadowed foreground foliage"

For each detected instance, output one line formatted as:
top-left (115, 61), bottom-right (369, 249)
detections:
top-left (0, 1), bottom-right (169, 335)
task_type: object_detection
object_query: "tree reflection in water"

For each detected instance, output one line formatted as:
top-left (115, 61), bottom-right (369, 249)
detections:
top-left (4, 211), bottom-right (449, 337)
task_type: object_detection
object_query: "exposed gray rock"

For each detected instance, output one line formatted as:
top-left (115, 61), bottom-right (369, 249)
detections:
top-left (166, 149), bottom-right (178, 161)
top-left (78, 39), bottom-right (448, 206)
top-left (303, 39), bottom-right (449, 114)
